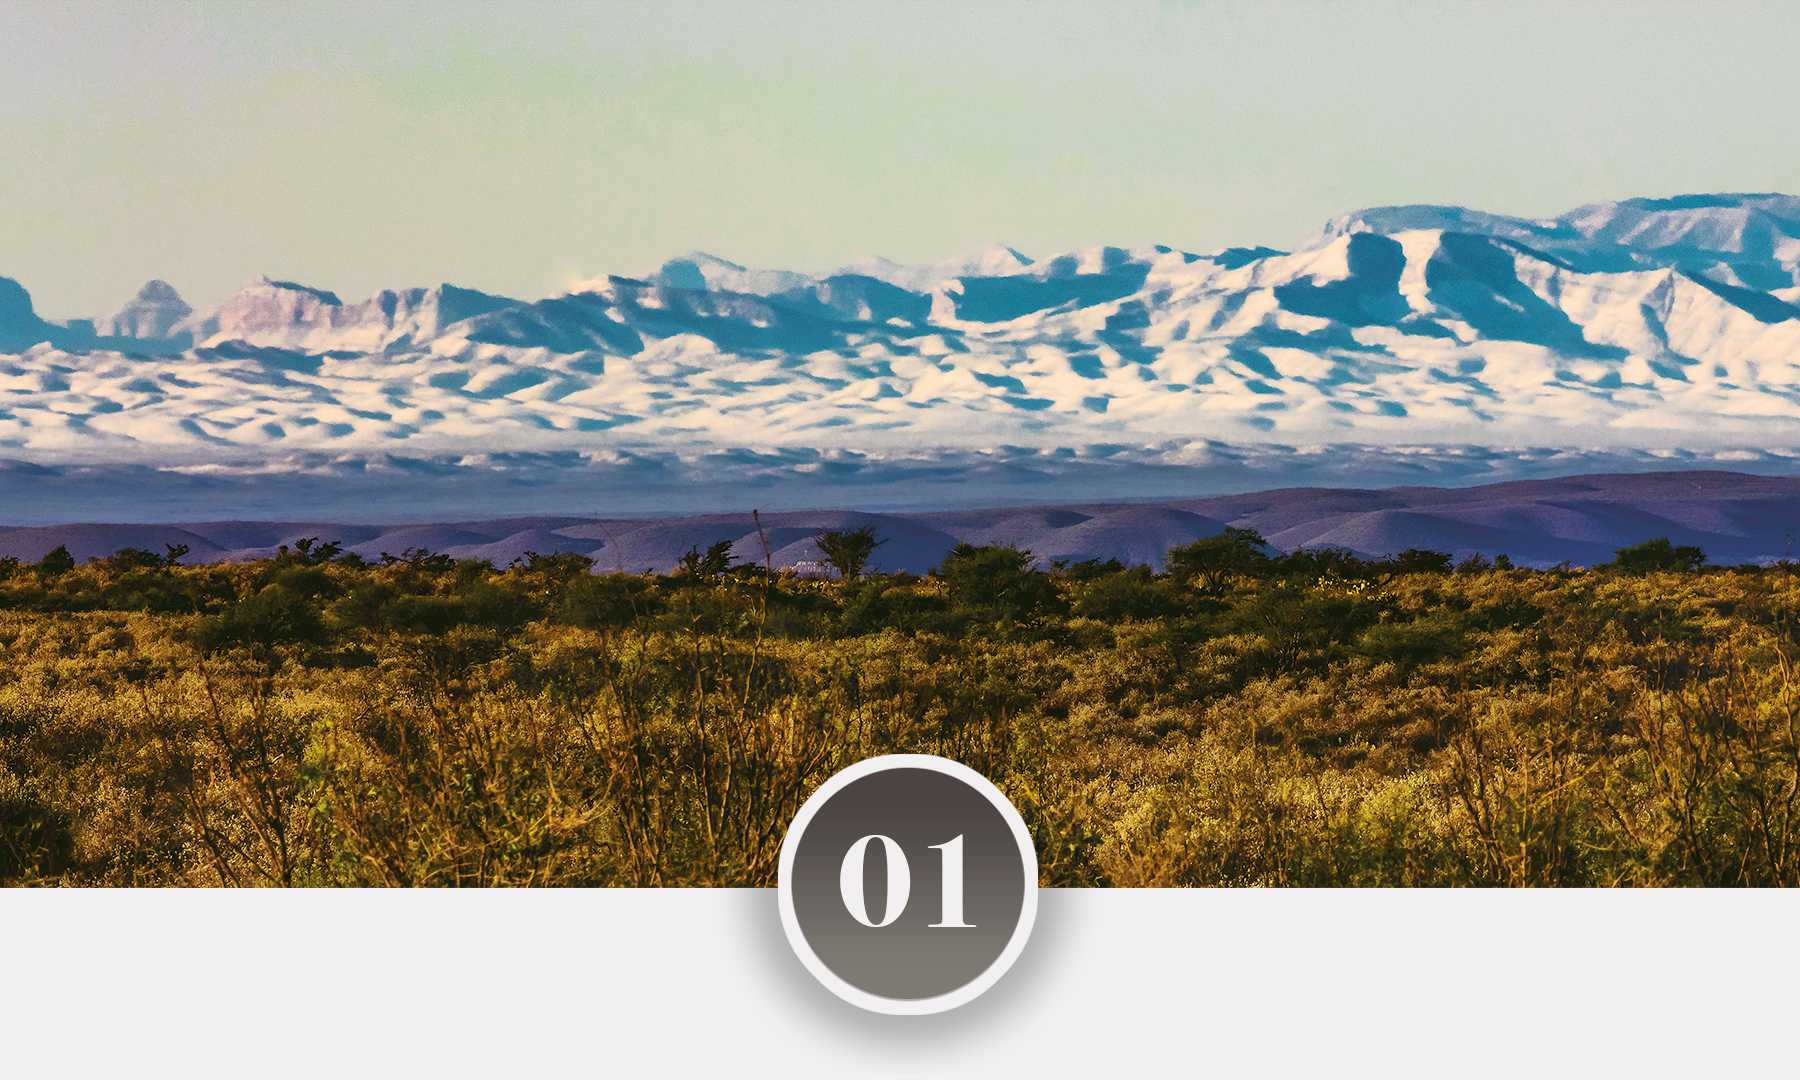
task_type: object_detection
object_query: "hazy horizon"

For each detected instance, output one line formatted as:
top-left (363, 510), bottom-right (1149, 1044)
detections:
top-left (5, 0), bottom-right (1799, 318)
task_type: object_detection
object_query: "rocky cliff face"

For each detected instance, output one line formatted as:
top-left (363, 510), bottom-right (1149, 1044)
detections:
top-left (0, 276), bottom-right (64, 352)
top-left (167, 278), bottom-right (517, 352)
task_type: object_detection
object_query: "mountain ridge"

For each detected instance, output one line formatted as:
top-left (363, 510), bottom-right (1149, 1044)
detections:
top-left (4, 192), bottom-right (1800, 463)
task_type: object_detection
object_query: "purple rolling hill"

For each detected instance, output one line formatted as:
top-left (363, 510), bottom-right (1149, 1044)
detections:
top-left (3, 471), bottom-right (1798, 572)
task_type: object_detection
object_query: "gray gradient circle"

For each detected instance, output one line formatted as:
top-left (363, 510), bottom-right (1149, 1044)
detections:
top-left (777, 755), bottom-right (1038, 1014)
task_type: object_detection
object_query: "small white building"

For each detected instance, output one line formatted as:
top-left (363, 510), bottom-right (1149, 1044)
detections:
top-left (789, 560), bottom-right (834, 579)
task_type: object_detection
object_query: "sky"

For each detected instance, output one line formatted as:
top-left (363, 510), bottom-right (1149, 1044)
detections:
top-left (2, 0), bottom-right (1797, 319)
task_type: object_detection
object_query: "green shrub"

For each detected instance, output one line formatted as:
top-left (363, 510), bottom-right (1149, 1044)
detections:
top-left (1613, 537), bottom-right (1706, 573)
top-left (34, 545), bottom-right (75, 581)
top-left (1166, 528), bottom-right (1270, 593)
top-left (933, 543), bottom-right (1066, 626)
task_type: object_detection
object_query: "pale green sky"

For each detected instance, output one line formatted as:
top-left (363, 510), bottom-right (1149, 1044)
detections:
top-left (2, 0), bottom-right (1796, 318)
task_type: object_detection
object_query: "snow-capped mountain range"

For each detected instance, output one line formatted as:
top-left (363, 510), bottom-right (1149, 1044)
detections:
top-left (4, 192), bottom-right (1800, 466)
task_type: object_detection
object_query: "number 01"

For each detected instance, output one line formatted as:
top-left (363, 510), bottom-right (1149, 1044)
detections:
top-left (838, 834), bottom-right (974, 928)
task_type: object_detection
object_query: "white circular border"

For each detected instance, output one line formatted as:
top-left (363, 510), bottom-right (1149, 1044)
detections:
top-left (777, 753), bottom-right (1040, 1015)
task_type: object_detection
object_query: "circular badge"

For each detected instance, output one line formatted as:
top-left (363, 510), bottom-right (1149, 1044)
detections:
top-left (777, 754), bottom-right (1039, 1014)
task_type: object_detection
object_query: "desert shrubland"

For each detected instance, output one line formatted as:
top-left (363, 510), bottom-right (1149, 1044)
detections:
top-left (1, 539), bottom-right (1796, 886)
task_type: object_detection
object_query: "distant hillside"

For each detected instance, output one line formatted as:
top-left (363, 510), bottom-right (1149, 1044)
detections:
top-left (5, 470), bottom-right (1797, 570)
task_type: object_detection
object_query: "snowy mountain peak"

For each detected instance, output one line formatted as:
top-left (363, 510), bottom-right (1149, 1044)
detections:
top-left (1559, 194), bottom-right (1800, 269)
top-left (151, 278), bottom-right (517, 352)
top-left (1316, 193), bottom-right (1800, 289)
top-left (838, 244), bottom-right (1035, 292)
top-left (1315, 204), bottom-right (1561, 249)
top-left (98, 280), bottom-right (193, 339)
top-left (963, 243), bottom-right (1035, 272)
top-left (638, 252), bottom-right (815, 297)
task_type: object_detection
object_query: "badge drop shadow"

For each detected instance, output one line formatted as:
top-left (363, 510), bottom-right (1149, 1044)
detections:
top-left (735, 887), bottom-right (1075, 1048)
